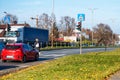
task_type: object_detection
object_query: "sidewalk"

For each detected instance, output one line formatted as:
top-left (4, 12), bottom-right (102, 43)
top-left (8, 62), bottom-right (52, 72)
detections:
top-left (108, 70), bottom-right (120, 80)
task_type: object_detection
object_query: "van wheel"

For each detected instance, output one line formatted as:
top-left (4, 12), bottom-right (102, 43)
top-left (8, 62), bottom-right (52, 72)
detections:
top-left (22, 56), bottom-right (26, 63)
top-left (2, 60), bottom-right (7, 62)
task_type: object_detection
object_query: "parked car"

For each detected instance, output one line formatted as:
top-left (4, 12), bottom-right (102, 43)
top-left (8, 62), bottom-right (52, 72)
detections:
top-left (0, 42), bottom-right (5, 59)
top-left (1, 43), bottom-right (39, 62)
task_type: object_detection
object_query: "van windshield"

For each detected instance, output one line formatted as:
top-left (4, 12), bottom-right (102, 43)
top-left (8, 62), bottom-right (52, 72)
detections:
top-left (5, 31), bottom-right (20, 37)
top-left (5, 45), bottom-right (21, 50)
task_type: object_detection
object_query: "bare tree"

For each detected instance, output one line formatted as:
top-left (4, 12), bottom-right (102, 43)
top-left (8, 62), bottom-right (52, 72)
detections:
top-left (38, 13), bottom-right (50, 29)
top-left (38, 13), bottom-right (59, 46)
top-left (59, 17), bottom-right (64, 33)
top-left (93, 23), bottom-right (113, 51)
top-left (60, 16), bottom-right (76, 36)
top-left (53, 22), bottom-right (59, 39)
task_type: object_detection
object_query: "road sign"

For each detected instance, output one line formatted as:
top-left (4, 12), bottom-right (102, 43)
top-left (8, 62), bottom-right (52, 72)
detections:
top-left (3, 15), bottom-right (11, 24)
top-left (77, 14), bottom-right (85, 22)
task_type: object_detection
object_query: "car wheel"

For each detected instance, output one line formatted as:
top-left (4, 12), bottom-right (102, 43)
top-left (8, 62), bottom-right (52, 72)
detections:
top-left (35, 53), bottom-right (39, 61)
top-left (2, 60), bottom-right (7, 62)
top-left (22, 56), bottom-right (26, 63)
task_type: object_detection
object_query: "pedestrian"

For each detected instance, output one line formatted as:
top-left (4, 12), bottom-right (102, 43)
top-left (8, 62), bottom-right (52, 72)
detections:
top-left (34, 38), bottom-right (40, 52)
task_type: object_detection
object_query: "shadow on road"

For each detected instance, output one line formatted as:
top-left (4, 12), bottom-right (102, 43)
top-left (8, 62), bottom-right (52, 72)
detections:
top-left (39, 57), bottom-right (54, 61)
top-left (0, 57), bottom-right (54, 71)
top-left (0, 65), bottom-right (18, 70)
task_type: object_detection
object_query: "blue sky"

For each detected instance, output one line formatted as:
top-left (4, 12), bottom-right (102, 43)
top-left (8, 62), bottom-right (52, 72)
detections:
top-left (0, 0), bottom-right (120, 34)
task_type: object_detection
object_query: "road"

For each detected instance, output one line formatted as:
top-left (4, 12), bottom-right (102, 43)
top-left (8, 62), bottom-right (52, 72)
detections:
top-left (0, 48), bottom-right (114, 76)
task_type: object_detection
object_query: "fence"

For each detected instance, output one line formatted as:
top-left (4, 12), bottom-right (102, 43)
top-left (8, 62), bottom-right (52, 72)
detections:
top-left (40, 41), bottom-right (119, 49)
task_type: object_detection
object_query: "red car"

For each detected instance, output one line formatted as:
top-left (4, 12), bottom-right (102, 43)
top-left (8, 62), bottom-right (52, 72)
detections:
top-left (1, 43), bottom-right (39, 62)
top-left (0, 42), bottom-right (5, 59)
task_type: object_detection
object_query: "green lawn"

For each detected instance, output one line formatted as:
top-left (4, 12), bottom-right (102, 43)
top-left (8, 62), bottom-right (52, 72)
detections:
top-left (1, 48), bottom-right (120, 80)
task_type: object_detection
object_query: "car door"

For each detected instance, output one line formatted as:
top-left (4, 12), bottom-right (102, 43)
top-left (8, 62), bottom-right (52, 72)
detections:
top-left (23, 44), bottom-right (31, 60)
top-left (27, 45), bottom-right (35, 60)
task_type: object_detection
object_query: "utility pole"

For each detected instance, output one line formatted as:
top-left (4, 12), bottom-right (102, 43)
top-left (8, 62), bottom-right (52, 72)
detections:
top-left (88, 8), bottom-right (98, 46)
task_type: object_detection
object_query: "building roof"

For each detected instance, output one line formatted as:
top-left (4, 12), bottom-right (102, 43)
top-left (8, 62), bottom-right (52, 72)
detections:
top-left (0, 23), bottom-right (30, 28)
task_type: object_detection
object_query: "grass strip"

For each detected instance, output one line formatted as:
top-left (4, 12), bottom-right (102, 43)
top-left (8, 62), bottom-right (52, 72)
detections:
top-left (1, 48), bottom-right (120, 80)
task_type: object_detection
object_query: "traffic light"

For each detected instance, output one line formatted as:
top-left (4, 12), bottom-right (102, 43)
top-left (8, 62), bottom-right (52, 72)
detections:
top-left (7, 24), bottom-right (11, 32)
top-left (76, 22), bottom-right (82, 31)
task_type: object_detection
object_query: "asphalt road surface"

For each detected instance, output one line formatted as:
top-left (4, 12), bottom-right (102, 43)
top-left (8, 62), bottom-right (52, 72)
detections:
top-left (0, 48), bottom-right (115, 76)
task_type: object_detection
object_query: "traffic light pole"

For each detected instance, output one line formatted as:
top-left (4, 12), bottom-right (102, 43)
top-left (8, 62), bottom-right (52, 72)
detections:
top-left (77, 13), bottom-right (85, 54)
top-left (80, 21), bottom-right (82, 54)
top-left (77, 21), bottom-right (82, 54)
top-left (5, 24), bottom-right (8, 43)
top-left (5, 24), bottom-right (11, 43)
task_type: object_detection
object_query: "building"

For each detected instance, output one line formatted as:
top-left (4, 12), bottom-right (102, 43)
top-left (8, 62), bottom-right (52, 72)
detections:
top-left (0, 23), bottom-right (30, 37)
top-left (118, 34), bottom-right (120, 45)
top-left (114, 34), bottom-right (120, 46)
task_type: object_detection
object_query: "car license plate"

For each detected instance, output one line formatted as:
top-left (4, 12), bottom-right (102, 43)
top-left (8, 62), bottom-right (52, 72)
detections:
top-left (6, 56), bottom-right (14, 58)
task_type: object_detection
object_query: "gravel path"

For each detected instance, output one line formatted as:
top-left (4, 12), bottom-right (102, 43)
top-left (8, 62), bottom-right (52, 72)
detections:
top-left (108, 71), bottom-right (120, 80)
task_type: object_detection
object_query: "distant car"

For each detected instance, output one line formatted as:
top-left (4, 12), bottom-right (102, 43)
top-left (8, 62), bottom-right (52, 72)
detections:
top-left (0, 42), bottom-right (5, 59)
top-left (1, 43), bottom-right (39, 62)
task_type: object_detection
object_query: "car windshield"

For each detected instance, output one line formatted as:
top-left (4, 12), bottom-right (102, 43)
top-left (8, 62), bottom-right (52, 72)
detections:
top-left (5, 45), bottom-right (21, 50)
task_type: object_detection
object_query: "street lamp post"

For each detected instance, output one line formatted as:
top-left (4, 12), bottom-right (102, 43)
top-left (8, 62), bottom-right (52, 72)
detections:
top-left (3, 12), bottom-right (10, 43)
top-left (110, 18), bottom-right (116, 46)
top-left (51, 0), bottom-right (54, 47)
top-left (3, 12), bottom-right (11, 24)
top-left (31, 15), bottom-right (39, 28)
top-left (88, 8), bottom-right (98, 46)
top-left (52, 0), bottom-right (54, 14)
